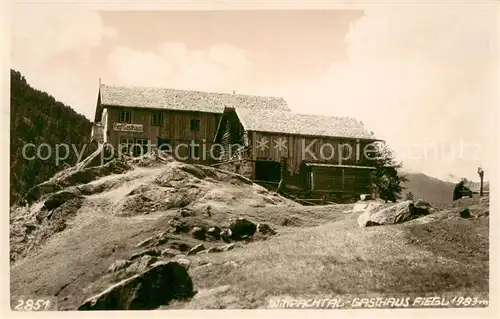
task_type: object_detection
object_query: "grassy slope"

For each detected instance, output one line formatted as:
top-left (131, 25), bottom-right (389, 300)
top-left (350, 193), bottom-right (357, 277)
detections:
top-left (10, 161), bottom-right (489, 310)
top-left (173, 208), bottom-right (488, 309)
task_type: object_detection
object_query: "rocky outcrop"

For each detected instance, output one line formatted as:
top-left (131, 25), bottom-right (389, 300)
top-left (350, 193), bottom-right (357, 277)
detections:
top-left (358, 200), bottom-right (431, 227)
top-left (78, 261), bottom-right (194, 310)
top-left (43, 190), bottom-right (83, 211)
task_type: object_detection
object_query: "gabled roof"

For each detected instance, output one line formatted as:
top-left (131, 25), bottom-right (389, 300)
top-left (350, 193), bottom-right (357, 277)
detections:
top-left (98, 84), bottom-right (291, 113)
top-left (234, 108), bottom-right (378, 140)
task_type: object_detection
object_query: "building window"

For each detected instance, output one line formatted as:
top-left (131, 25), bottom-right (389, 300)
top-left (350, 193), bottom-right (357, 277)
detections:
top-left (190, 119), bottom-right (200, 131)
top-left (120, 137), bottom-right (134, 156)
top-left (157, 138), bottom-right (172, 153)
top-left (118, 110), bottom-right (131, 123)
top-left (151, 113), bottom-right (163, 126)
top-left (133, 138), bottom-right (149, 157)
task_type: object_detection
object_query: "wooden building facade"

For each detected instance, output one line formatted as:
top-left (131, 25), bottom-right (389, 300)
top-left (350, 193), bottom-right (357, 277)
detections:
top-left (213, 107), bottom-right (380, 199)
top-left (92, 84), bottom-right (290, 165)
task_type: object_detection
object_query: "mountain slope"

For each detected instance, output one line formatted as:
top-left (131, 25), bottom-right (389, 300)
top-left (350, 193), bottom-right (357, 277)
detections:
top-left (10, 69), bottom-right (96, 203)
top-left (401, 172), bottom-right (455, 206)
top-left (402, 171), bottom-right (489, 207)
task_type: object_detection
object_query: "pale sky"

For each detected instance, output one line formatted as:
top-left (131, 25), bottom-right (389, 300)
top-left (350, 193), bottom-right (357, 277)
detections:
top-left (11, 3), bottom-right (498, 181)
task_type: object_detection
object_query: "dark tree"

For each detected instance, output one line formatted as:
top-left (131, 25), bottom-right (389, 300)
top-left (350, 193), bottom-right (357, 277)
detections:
top-left (362, 141), bottom-right (408, 203)
top-left (10, 69), bottom-right (97, 204)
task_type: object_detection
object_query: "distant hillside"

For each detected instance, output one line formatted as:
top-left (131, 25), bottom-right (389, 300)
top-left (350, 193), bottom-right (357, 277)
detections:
top-left (10, 69), bottom-right (96, 203)
top-left (401, 172), bottom-right (456, 206)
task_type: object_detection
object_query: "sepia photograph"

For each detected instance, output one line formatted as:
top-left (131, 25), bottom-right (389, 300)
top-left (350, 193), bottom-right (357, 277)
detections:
top-left (6, 0), bottom-right (498, 314)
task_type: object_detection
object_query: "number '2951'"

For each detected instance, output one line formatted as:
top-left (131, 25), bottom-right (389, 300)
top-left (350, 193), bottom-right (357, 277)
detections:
top-left (12, 297), bottom-right (56, 311)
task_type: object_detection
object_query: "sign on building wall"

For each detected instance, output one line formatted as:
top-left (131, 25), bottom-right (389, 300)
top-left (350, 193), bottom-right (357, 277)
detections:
top-left (113, 123), bottom-right (144, 132)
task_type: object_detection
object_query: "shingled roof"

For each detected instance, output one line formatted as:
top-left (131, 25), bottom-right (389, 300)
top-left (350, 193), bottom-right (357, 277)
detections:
top-left (234, 108), bottom-right (377, 140)
top-left (98, 84), bottom-right (291, 113)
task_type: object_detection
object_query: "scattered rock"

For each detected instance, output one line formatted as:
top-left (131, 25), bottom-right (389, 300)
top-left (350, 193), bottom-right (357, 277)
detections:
top-left (178, 207), bottom-right (194, 217)
top-left (129, 248), bottom-right (161, 261)
top-left (256, 223), bottom-right (276, 235)
top-left (187, 244), bottom-right (205, 256)
top-left (229, 218), bottom-right (256, 240)
top-left (168, 218), bottom-right (190, 233)
top-left (108, 260), bottom-right (132, 273)
top-left (220, 229), bottom-right (232, 243)
top-left (204, 205), bottom-right (212, 217)
top-left (191, 227), bottom-right (206, 240)
top-left (221, 243), bottom-right (236, 251)
top-left (459, 208), bottom-right (472, 219)
top-left (78, 261), bottom-right (194, 310)
top-left (168, 241), bottom-right (191, 252)
top-left (206, 226), bottom-right (222, 240)
top-left (161, 248), bottom-right (181, 258)
top-left (207, 246), bottom-right (223, 253)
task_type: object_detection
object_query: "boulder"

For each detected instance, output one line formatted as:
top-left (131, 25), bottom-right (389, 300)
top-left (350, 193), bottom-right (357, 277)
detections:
top-left (414, 199), bottom-right (432, 210)
top-left (191, 227), bottom-right (206, 240)
top-left (256, 223), bottom-right (276, 235)
top-left (459, 208), bottom-right (472, 219)
top-left (357, 200), bottom-right (430, 227)
top-left (168, 241), bottom-right (191, 252)
top-left (352, 200), bottom-right (385, 214)
top-left (187, 244), bottom-right (205, 256)
top-left (178, 207), bottom-right (194, 217)
top-left (220, 229), bottom-right (232, 243)
top-left (43, 190), bottom-right (83, 211)
top-left (206, 226), bottom-right (222, 240)
top-left (229, 218), bottom-right (256, 240)
top-left (78, 261), bottom-right (194, 310)
top-left (168, 218), bottom-right (190, 233)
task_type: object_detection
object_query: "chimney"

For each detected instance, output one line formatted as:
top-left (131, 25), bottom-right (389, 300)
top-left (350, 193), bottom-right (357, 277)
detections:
top-left (232, 90), bottom-right (236, 95)
top-left (99, 77), bottom-right (102, 85)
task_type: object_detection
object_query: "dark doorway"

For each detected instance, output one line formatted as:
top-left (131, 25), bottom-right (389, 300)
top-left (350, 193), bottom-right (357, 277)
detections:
top-left (255, 160), bottom-right (281, 182)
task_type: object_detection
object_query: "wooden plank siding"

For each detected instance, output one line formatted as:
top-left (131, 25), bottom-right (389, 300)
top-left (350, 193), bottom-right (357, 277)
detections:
top-left (251, 131), bottom-right (371, 174)
top-left (308, 166), bottom-right (373, 193)
top-left (104, 106), bottom-right (221, 164)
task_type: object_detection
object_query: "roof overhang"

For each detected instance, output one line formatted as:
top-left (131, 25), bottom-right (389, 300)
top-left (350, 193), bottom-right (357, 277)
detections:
top-left (304, 163), bottom-right (376, 170)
